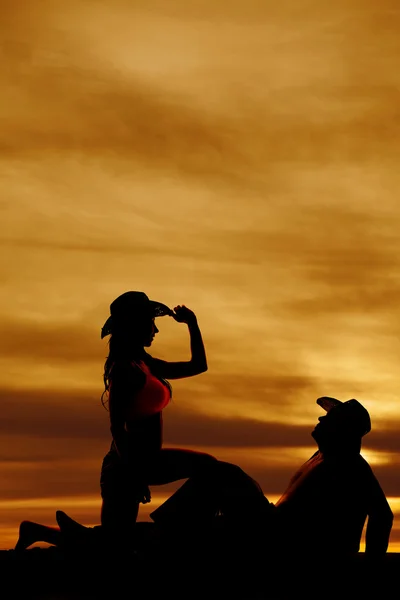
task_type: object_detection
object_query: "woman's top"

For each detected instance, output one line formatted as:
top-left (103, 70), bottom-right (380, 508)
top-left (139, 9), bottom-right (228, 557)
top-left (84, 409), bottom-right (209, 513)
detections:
top-left (125, 360), bottom-right (171, 419)
top-left (108, 358), bottom-right (172, 458)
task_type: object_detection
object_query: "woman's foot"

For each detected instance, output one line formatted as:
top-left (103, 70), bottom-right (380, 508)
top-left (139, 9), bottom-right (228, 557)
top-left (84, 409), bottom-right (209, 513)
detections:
top-left (14, 520), bottom-right (45, 551)
top-left (56, 511), bottom-right (88, 533)
top-left (56, 510), bottom-right (94, 547)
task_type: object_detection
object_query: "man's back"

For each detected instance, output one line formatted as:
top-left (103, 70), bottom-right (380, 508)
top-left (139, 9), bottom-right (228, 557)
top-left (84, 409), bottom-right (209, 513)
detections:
top-left (274, 450), bottom-right (392, 555)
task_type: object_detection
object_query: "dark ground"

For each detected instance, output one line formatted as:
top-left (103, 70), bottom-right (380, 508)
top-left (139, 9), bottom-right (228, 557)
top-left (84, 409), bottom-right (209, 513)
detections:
top-left (1, 523), bottom-right (398, 600)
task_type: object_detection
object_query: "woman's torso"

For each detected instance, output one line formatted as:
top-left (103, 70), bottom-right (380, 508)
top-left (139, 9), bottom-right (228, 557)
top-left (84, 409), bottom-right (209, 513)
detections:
top-left (110, 358), bottom-right (171, 456)
top-left (125, 360), bottom-right (171, 422)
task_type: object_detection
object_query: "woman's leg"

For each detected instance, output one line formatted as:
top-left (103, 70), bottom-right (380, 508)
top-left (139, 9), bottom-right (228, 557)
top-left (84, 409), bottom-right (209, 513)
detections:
top-left (146, 448), bottom-right (218, 485)
top-left (15, 521), bottom-right (62, 551)
top-left (147, 451), bottom-right (270, 527)
top-left (55, 510), bottom-right (99, 547)
top-left (100, 450), bottom-right (139, 549)
top-left (146, 448), bottom-right (219, 526)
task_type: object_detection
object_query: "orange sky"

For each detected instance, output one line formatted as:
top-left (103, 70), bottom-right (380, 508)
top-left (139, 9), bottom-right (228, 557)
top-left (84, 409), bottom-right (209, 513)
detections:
top-left (1, 0), bottom-right (400, 551)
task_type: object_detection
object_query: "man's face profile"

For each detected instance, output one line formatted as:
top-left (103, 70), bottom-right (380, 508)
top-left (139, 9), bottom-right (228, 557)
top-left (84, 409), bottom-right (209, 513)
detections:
top-left (312, 406), bottom-right (346, 443)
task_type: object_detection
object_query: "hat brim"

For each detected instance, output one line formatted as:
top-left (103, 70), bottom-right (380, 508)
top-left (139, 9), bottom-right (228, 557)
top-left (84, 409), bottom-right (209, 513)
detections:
top-left (150, 301), bottom-right (173, 317)
top-left (316, 396), bottom-right (343, 412)
top-left (101, 316), bottom-right (113, 339)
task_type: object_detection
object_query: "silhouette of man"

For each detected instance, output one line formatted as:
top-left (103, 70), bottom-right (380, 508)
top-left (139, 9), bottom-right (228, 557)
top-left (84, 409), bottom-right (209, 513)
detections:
top-left (150, 396), bottom-right (393, 558)
top-left (270, 396), bottom-right (393, 557)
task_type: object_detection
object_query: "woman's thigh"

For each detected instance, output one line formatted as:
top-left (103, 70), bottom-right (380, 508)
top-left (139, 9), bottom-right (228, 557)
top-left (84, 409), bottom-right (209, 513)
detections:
top-left (146, 448), bottom-right (218, 485)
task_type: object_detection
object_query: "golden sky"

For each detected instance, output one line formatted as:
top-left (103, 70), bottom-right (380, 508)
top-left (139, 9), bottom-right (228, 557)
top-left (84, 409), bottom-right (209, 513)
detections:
top-left (1, 0), bottom-right (400, 551)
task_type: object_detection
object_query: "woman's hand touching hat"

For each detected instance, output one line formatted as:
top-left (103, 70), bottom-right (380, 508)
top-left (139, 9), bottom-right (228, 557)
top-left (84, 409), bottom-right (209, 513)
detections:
top-left (171, 305), bottom-right (197, 325)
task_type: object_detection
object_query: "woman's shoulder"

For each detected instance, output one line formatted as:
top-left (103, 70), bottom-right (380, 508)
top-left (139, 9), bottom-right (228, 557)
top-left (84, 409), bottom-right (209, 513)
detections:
top-left (109, 359), bottom-right (147, 385)
top-left (140, 352), bottom-right (161, 374)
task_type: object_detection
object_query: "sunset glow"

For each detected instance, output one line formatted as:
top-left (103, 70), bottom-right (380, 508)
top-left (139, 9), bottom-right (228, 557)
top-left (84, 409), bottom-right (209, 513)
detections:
top-left (1, 0), bottom-right (400, 553)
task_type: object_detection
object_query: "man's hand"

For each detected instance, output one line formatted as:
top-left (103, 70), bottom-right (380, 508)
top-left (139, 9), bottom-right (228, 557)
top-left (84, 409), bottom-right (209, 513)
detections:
top-left (171, 305), bottom-right (197, 325)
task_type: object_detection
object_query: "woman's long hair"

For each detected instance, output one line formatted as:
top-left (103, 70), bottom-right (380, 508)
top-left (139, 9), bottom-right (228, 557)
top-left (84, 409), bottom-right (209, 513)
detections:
top-left (101, 328), bottom-right (172, 410)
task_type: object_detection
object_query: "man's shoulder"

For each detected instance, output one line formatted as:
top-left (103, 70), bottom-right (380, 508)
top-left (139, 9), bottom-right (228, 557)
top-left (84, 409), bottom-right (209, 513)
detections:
top-left (322, 452), bottom-right (373, 474)
top-left (339, 453), bottom-right (376, 481)
top-left (357, 453), bottom-right (374, 469)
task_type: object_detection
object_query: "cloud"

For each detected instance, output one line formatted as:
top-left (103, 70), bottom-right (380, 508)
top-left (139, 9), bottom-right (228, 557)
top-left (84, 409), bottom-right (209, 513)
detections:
top-left (1, 50), bottom-right (247, 188)
top-left (2, 385), bottom-right (399, 452)
top-left (0, 458), bottom-right (101, 501)
top-left (2, 0), bottom-right (400, 193)
top-left (0, 388), bottom-right (107, 443)
top-left (0, 319), bottom-right (101, 364)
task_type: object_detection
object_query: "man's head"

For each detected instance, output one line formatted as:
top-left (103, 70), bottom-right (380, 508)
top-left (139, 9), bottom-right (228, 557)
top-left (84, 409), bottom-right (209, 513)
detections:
top-left (312, 396), bottom-right (371, 452)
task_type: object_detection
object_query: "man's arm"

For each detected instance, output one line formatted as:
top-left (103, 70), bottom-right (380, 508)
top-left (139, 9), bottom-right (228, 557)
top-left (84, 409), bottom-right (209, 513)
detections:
top-left (151, 305), bottom-right (208, 379)
top-left (364, 469), bottom-right (393, 556)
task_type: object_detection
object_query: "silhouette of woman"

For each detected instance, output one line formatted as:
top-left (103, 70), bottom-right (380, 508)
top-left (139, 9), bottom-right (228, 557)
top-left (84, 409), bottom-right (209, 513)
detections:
top-left (15, 290), bottom-right (224, 551)
top-left (97, 290), bottom-right (220, 545)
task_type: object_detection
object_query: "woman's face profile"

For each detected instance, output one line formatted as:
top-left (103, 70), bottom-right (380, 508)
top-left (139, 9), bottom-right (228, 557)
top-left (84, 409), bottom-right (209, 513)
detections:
top-left (142, 317), bottom-right (159, 347)
top-left (122, 313), bottom-right (159, 347)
